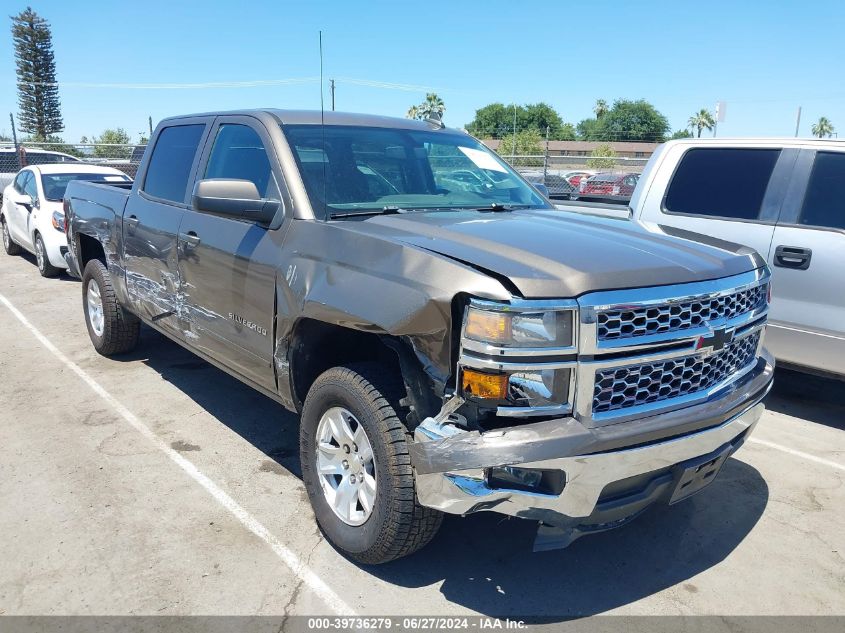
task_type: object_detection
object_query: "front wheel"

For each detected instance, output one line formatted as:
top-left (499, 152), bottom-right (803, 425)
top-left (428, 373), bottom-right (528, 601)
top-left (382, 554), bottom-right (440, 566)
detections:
top-left (300, 363), bottom-right (442, 564)
top-left (35, 234), bottom-right (61, 277)
top-left (2, 216), bottom-right (21, 256)
top-left (81, 259), bottom-right (141, 356)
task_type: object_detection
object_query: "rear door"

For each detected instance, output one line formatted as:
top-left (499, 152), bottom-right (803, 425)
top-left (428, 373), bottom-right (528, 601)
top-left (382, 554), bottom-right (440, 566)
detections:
top-left (175, 116), bottom-right (285, 391)
top-left (123, 119), bottom-right (210, 333)
top-left (643, 146), bottom-right (795, 262)
top-left (766, 149), bottom-right (845, 375)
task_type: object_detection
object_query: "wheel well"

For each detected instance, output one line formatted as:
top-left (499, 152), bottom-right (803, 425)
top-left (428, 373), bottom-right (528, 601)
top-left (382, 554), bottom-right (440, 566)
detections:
top-left (77, 233), bottom-right (106, 269)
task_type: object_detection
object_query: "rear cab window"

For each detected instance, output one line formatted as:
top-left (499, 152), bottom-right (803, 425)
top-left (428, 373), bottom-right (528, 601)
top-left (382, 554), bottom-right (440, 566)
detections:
top-left (142, 124), bottom-right (206, 204)
top-left (800, 151), bottom-right (845, 230)
top-left (664, 148), bottom-right (781, 220)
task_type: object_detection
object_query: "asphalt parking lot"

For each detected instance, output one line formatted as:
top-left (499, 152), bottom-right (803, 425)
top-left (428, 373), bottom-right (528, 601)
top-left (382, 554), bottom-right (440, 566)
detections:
top-left (0, 251), bottom-right (843, 618)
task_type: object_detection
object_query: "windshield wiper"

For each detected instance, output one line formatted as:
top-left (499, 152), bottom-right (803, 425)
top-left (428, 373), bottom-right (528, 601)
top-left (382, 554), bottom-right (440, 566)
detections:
top-left (329, 206), bottom-right (409, 219)
top-left (471, 203), bottom-right (533, 212)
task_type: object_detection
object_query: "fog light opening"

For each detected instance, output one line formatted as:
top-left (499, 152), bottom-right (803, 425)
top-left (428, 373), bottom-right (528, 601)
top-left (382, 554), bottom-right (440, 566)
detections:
top-left (486, 466), bottom-right (566, 495)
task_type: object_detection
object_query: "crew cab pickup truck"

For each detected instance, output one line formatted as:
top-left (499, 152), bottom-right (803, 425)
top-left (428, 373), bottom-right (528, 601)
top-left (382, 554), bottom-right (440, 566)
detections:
top-left (64, 110), bottom-right (774, 564)
top-left (557, 138), bottom-right (845, 379)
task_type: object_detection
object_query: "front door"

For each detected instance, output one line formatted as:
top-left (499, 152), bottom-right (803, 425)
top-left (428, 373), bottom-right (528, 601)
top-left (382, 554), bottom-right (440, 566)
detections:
top-left (766, 149), bottom-right (845, 375)
top-left (176, 117), bottom-right (285, 391)
top-left (7, 170), bottom-right (37, 249)
top-left (123, 121), bottom-right (209, 332)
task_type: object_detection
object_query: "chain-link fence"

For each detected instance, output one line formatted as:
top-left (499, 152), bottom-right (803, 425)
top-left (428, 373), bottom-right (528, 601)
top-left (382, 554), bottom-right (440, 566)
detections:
top-left (1, 141), bottom-right (146, 180)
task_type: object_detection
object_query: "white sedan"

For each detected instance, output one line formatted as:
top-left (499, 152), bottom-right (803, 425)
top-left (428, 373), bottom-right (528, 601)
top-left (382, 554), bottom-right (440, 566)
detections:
top-left (1, 163), bottom-right (131, 277)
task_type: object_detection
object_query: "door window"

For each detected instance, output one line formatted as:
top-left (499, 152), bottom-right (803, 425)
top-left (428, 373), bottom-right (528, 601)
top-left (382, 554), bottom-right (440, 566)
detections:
top-left (22, 171), bottom-right (38, 202)
top-left (799, 152), bottom-right (845, 230)
top-left (204, 124), bottom-right (279, 199)
top-left (142, 124), bottom-right (205, 203)
top-left (13, 170), bottom-right (29, 193)
top-left (664, 148), bottom-right (780, 220)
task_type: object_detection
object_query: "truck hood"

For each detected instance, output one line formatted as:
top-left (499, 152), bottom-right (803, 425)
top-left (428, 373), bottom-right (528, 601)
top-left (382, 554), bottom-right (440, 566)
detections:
top-left (356, 209), bottom-right (763, 298)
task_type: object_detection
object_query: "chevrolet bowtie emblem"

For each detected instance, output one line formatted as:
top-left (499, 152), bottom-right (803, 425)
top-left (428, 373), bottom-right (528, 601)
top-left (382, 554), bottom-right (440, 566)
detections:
top-left (696, 327), bottom-right (734, 355)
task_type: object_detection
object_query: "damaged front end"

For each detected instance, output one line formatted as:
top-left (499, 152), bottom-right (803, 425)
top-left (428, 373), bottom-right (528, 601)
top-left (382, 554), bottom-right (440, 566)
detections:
top-left (410, 269), bottom-right (775, 550)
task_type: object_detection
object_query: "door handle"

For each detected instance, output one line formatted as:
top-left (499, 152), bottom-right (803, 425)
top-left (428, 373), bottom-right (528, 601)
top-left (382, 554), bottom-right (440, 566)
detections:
top-left (774, 245), bottom-right (812, 270)
top-left (125, 215), bottom-right (139, 236)
top-left (178, 231), bottom-right (201, 253)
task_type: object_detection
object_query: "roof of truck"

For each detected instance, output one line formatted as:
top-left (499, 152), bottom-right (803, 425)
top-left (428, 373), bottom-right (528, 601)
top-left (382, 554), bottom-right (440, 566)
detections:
top-left (160, 109), bottom-right (455, 132)
top-left (664, 137), bottom-right (845, 149)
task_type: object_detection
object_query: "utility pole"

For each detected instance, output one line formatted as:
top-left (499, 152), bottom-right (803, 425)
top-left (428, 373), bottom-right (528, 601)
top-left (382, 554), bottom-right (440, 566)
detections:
top-left (511, 104), bottom-right (517, 158)
top-left (330, 79), bottom-right (335, 111)
top-left (9, 113), bottom-right (20, 169)
top-left (543, 125), bottom-right (550, 181)
top-left (148, 116), bottom-right (153, 137)
top-left (794, 106), bottom-right (802, 137)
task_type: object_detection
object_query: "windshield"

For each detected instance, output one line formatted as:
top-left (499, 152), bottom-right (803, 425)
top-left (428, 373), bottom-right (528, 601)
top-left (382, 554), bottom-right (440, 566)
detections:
top-left (282, 125), bottom-right (548, 218)
top-left (41, 172), bottom-right (130, 202)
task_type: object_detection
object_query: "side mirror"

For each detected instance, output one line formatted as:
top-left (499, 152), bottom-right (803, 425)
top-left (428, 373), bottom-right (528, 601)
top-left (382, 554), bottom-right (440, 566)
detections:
top-left (192, 179), bottom-right (280, 225)
top-left (533, 183), bottom-right (550, 198)
top-left (16, 194), bottom-right (33, 211)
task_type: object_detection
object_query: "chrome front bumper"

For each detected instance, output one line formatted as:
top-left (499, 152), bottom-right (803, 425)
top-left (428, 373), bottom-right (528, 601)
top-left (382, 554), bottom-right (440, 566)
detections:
top-left (411, 355), bottom-right (773, 538)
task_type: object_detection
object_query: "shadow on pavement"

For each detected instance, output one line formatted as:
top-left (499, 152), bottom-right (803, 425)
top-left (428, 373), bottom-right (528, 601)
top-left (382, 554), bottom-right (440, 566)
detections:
top-left (127, 327), bottom-right (769, 619)
top-left (764, 367), bottom-right (845, 431)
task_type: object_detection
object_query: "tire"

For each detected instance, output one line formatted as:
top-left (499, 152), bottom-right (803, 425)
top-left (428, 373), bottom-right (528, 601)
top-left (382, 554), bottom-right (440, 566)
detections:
top-left (81, 259), bottom-right (141, 356)
top-left (34, 233), bottom-right (61, 278)
top-left (300, 363), bottom-right (443, 564)
top-left (2, 216), bottom-right (22, 256)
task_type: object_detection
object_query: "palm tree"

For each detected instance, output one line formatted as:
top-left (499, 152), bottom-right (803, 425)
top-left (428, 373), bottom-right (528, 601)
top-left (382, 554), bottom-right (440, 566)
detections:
top-left (688, 109), bottom-right (716, 137)
top-left (811, 116), bottom-right (835, 138)
top-left (418, 93), bottom-right (445, 120)
top-left (406, 105), bottom-right (420, 120)
top-left (593, 99), bottom-right (609, 119)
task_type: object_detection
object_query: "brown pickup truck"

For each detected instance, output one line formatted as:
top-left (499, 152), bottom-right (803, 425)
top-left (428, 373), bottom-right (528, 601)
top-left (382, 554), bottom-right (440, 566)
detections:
top-left (64, 110), bottom-right (774, 563)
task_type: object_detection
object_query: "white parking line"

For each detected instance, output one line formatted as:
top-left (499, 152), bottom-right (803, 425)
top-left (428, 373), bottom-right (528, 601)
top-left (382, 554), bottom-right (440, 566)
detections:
top-left (748, 438), bottom-right (845, 473)
top-left (0, 292), bottom-right (356, 617)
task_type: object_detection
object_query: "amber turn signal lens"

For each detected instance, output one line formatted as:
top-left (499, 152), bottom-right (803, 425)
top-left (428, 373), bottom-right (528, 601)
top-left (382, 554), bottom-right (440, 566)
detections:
top-left (465, 310), bottom-right (511, 343)
top-left (462, 369), bottom-right (508, 400)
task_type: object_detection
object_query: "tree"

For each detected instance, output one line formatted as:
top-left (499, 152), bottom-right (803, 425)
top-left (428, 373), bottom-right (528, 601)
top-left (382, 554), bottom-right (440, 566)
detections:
top-left (495, 129), bottom-right (542, 157)
top-left (576, 118), bottom-right (602, 141)
top-left (811, 116), bottom-right (835, 138)
top-left (466, 102), bottom-right (574, 140)
top-left (11, 7), bottom-right (64, 138)
top-left (599, 99), bottom-right (670, 142)
top-left (92, 127), bottom-right (132, 158)
top-left (670, 129), bottom-right (693, 140)
top-left (587, 144), bottom-right (618, 169)
top-left (593, 99), bottom-right (609, 119)
top-left (688, 109), bottom-right (716, 138)
top-left (408, 93), bottom-right (445, 120)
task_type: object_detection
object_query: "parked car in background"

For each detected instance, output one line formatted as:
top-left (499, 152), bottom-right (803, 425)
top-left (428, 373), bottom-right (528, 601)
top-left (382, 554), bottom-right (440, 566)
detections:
top-left (560, 138), bottom-right (845, 378)
top-left (577, 172), bottom-right (640, 202)
top-left (1, 164), bottom-right (131, 276)
top-left (562, 170), bottom-right (595, 186)
top-left (0, 146), bottom-right (81, 202)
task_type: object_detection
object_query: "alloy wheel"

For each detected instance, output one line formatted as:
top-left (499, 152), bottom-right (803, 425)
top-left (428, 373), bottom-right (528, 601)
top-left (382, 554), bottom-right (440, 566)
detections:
top-left (86, 281), bottom-right (105, 337)
top-left (315, 406), bottom-right (377, 526)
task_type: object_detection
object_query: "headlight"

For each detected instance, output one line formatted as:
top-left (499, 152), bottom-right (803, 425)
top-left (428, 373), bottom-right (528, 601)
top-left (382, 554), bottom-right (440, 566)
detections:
top-left (460, 300), bottom-right (577, 413)
top-left (464, 303), bottom-right (575, 348)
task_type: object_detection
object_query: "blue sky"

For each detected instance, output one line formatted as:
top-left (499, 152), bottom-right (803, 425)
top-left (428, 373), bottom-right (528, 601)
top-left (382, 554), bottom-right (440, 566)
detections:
top-left (2, 0), bottom-right (844, 142)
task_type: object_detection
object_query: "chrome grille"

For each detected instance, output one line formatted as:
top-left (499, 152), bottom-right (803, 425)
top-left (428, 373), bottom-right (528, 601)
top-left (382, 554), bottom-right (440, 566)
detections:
top-left (592, 331), bottom-right (761, 414)
top-left (596, 284), bottom-right (767, 341)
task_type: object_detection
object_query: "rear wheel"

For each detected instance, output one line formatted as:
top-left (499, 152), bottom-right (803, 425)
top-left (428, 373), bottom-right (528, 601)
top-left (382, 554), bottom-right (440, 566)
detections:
top-left (35, 233), bottom-right (61, 277)
top-left (300, 363), bottom-right (442, 564)
top-left (82, 259), bottom-right (140, 356)
top-left (2, 216), bottom-right (21, 255)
